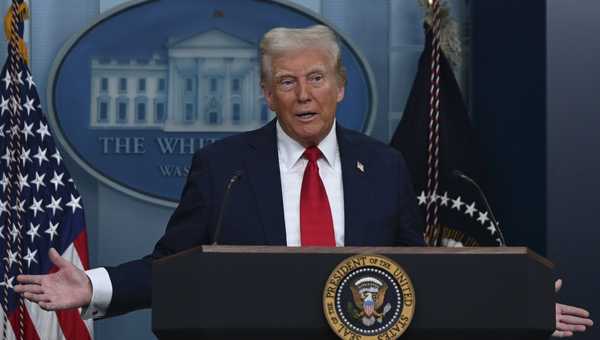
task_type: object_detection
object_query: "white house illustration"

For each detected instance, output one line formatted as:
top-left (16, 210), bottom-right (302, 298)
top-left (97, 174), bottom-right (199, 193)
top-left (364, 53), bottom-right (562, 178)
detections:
top-left (89, 29), bottom-right (274, 131)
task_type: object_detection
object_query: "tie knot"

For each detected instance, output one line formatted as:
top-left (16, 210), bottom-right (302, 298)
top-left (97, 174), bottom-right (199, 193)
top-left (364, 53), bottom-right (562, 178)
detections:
top-left (303, 146), bottom-right (322, 163)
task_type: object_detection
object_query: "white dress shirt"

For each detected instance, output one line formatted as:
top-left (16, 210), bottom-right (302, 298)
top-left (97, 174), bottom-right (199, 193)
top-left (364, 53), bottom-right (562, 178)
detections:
top-left (277, 120), bottom-right (345, 246)
top-left (83, 121), bottom-right (345, 319)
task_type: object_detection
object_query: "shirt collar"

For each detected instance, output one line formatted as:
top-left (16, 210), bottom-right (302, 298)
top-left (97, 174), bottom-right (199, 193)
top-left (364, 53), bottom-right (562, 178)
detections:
top-left (276, 119), bottom-right (338, 171)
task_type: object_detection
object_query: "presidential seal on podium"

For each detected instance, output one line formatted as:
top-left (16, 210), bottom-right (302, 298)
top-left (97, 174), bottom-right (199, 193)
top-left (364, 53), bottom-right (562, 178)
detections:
top-left (323, 254), bottom-right (416, 339)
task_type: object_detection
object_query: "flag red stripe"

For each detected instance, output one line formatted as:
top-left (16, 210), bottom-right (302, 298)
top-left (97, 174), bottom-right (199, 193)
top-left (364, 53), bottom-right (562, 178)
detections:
top-left (73, 230), bottom-right (90, 270)
top-left (9, 306), bottom-right (41, 340)
top-left (55, 309), bottom-right (91, 340)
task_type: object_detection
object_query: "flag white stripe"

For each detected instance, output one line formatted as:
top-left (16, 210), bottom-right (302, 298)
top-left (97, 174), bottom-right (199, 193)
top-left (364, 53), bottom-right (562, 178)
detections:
top-left (25, 300), bottom-right (66, 340)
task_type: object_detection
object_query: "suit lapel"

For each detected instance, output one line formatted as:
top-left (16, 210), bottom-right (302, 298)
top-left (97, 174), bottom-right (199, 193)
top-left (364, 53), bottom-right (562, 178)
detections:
top-left (337, 125), bottom-right (370, 246)
top-left (243, 120), bottom-right (287, 245)
top-left (242, 122), bottom-right (371, 246)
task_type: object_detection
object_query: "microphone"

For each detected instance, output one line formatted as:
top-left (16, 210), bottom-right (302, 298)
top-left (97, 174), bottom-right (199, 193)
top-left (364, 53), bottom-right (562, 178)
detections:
top-left (452, 170), bottom-right (507, 246)
top-left (212, 170), bottom-right (244, 245)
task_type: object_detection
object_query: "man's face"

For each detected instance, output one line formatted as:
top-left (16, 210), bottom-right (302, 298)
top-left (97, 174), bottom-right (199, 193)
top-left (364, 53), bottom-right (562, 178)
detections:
top-left (263, 48), bottom-right (345, 147)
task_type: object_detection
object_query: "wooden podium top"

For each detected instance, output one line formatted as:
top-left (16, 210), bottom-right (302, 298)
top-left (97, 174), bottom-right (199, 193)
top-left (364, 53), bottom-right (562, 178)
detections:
top-left (170, 245), bottom-right (553, 269)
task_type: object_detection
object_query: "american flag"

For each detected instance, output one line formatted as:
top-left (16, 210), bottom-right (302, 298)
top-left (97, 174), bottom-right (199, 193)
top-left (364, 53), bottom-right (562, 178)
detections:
top-left (0, 1), bottom-right (93, 339)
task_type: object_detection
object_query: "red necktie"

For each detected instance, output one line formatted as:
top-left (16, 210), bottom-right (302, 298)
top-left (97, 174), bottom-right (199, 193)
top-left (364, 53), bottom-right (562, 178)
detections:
top-left (300, 146), bottom-right (336, 246)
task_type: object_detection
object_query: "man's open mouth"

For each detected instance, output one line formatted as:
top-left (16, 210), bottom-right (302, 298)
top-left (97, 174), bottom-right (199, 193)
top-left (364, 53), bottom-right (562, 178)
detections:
top-left (296, 112), bottom-right (318, 118)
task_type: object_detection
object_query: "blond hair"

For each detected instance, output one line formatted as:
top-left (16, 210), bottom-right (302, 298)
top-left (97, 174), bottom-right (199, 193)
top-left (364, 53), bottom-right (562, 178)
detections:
top-left (259, 25), bottom-right (347, 86)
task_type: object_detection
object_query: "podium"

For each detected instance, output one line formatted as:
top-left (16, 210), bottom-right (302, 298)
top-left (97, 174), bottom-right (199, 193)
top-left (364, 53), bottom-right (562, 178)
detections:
top-left (152, 246), bottom-right (554, 339)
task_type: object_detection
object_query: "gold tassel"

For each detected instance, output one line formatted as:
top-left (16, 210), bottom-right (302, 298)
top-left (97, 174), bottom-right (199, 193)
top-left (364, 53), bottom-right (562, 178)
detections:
top-left (4, 2), bottom-right (30, 65)
top-left (419, 0), bottom-right (462, 70)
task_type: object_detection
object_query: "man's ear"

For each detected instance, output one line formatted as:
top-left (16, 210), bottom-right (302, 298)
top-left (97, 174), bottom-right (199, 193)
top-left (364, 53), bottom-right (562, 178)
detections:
top-left (336, 82), bottom-right (345, 103)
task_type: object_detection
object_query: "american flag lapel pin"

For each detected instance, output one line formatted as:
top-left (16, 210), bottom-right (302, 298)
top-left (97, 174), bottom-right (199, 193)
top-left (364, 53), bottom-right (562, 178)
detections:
top-left (356, 161), bottom-right (365, 173)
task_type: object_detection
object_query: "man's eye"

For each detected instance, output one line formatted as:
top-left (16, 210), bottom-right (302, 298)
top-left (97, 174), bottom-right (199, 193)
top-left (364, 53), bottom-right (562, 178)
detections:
top-left (309, 74), bottom-right (324, 84)
top-left (279, 79), bottom-right (296, 90)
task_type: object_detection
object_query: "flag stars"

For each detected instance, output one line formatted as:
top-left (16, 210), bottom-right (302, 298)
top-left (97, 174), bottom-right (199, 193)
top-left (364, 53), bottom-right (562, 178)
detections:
top-left (429, 191), bottom-right (439, 204)
top-left (50, 171), bottom-right (65, 191)
top-left (1, 148), bottom-right (13, 164)
top-left (4, 249), bottom-right (18, 269)
top-left (31, 172), bottom-right (46, 191)
top-left (29, 197), bottom-right (44, 218)
top-left (46, 196), bottom-right (63, 216)
top-left (464, 202), bottom-right (477, 217)
top-left (487, 222), bottom-right (497, 235)
top-left (20, 147), bottom-right (31, 166)
top-left (33, 147), bottom-right (48, 166)
top-left (17, 172), bottom-right (30, 191)
top-left (66, 194), bottom-right (82, 213)
top-left (24, 248), bottom-right (38, 268)
top-left (37, 122), bottom-right (51, 141)
top-left (26, 223), bottom-right (41, 242)
top-left (439, 192), bottom-right (450, 206)
top-left (23, 96), bottom-right (36, 115)
top-left (477, 211), bottom-right (489, 225)
top-left (21, 122), bottom-right (34, 142)
top-left (26, 72), bottom-right (36, 89)
top-left (51, 150), bottom-right (62, 165)
top-left (0, 199), bottom-right (8, 216)
top-left (451, 196), bottom-right (464, 210)
top-left (15, 71), bottom-right (24, 85)
top-left (9, 224), bottom-right (19, 242)
top-left (12, 198), bottom-right (25, 213)
top-left (0, 96), bottom-right (8, 116)
top-left (0, 174), bottom-right (8, 192)
top-left (0, 276), bottom-right (15, 289)
top-left (45, 221), bottom-right (59, 241)
top-left (2, 72), bottom-right (11, 89)
top-left (417, 191), bottom-right (428, 206)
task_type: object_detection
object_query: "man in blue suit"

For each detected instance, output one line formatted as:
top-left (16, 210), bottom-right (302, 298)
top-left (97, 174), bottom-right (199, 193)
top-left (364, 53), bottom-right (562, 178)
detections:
top-left (15, 25), bottom-right (424, 317)
top-left (13, 25), bottom-right (595, 337)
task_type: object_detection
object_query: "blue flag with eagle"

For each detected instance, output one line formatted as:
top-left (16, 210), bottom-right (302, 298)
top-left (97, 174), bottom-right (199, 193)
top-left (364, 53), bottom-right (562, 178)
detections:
top-left (390, 16), bottom-right (502, 247)
top-left (0, 1), bottom-right (93, 339)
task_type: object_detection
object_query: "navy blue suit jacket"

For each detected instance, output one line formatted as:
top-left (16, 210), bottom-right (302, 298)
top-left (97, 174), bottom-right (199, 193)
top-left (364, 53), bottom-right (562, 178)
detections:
top-left (105, 120), bottom-right (424, 316)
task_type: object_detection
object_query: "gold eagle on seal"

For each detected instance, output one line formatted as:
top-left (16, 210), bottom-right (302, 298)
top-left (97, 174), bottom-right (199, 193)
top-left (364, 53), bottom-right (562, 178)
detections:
top-left (349, 277), bottom-right (392, 326)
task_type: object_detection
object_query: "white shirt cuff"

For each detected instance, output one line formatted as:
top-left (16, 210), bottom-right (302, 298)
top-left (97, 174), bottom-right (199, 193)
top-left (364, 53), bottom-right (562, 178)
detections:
top-left (81, 267), bottom-right (113, 320)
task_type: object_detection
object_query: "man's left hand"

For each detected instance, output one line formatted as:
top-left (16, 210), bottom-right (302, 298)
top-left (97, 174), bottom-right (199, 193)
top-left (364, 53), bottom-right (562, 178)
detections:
top-left (553, 279), bottom-right (593, 338)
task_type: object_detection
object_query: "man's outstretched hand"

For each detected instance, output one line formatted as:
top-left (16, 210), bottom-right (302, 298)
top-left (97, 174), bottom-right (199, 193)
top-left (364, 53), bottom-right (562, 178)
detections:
top-left (553, 279), bottom-right (594, 337)
top-left (14, 248), bottom-right (92, 311)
